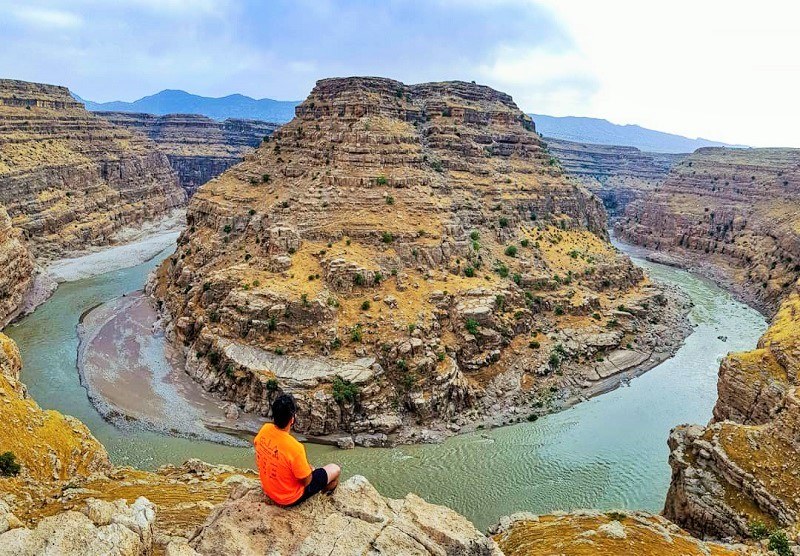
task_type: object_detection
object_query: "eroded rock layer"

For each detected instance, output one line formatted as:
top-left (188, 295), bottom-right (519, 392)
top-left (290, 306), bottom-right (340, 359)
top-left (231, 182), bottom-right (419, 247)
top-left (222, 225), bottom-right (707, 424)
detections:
top-left (154, 76), bottom-right (686, 445)
top-left (0, 79), bottom-right (186, 259)
top-left (617, 147), bottom-right (800, 314)
top-left (95, 112), bottom-right (279, 196)
top-left (546, 138), bottom-right (685, 217)
top-left (0, 207), bottom-right (33, 326)
top-left (664, 288), bottom-right (800, 543)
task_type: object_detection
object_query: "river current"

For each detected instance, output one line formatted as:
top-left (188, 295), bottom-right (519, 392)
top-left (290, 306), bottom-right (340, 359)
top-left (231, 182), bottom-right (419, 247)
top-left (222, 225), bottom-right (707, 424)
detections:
top-left (6, 245), bottom-right (766, 530)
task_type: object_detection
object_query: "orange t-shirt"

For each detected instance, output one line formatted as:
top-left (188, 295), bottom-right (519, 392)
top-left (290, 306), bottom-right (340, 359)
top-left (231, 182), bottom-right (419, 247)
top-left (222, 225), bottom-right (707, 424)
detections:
top-left (254, 423), bottom-right (313, 505)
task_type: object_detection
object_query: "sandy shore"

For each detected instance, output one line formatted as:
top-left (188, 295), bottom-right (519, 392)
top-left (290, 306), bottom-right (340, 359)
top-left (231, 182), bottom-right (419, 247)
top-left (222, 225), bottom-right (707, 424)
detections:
top-left (77, 292), bottom-right (264, 446)
top-left (20, 210), bottom-right (185, 317)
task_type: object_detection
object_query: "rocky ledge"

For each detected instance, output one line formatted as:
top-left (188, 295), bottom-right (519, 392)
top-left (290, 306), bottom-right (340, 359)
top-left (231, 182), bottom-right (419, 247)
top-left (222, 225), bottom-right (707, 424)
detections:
top-left (95, 112), bottom-right (280, 196)
top-left (0, 79), bottom-right (186, 260)
top-left (0, 206), bottom-right (33, 326)
top-left (616, 146), bottom-right (800, 315)
top-left (152, 76), bottom-right (689, 446)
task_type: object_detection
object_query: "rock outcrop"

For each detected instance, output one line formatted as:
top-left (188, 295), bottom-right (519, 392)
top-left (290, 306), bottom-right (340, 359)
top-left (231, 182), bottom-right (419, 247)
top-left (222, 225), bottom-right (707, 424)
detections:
top-left (0, 79), bottom-right (186, 260)
top-left (0, 206), bottom-right (33, 326)
top-left (617, 147), bottom-right (800, 314)
top-left (154, 76), bottom-right (686, 444)
top-left (664, 289), bottom-right (800, 542)
top-left (184, 475), bottom-right (502, 555)
top-left (546, 138), bottom-right (685, 217)
top-left (491, 510), bottom-right (752, 555)
top-left (95, 112), bottom-right (279, 196)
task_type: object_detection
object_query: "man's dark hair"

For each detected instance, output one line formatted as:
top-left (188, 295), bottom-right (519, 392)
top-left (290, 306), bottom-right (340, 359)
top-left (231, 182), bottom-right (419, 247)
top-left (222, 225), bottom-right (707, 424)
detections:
top-left (272, 394), bottom-right (297, 429)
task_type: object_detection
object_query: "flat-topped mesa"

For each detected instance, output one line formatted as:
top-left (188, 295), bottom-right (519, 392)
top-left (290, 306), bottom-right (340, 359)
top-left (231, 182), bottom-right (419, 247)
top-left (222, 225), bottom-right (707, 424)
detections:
top-left (616, 146), bottom-right (800, 314)
top-left (155, 76), bottom-right (683, 445)
top-left (0, 79), bottom-right (186, 260)
top-left (0, 79), bottom-right (83, 111)
top-left (94, 111), bottom-right (280, 196)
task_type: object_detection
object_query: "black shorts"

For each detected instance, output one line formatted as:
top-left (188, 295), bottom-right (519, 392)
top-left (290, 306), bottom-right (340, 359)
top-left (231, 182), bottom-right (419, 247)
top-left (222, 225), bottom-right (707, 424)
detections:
top-left (288, 467), bottom-right (328, 506)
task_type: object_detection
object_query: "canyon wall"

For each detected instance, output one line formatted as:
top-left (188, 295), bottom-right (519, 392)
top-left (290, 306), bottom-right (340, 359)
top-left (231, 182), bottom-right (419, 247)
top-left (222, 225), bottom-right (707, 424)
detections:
top-left (95, 112), bottom-right (280, 196)
top-left (546, 138), bottom-right (685, 217)
top-left (0, 207), bottom-right (33, 327)
top-left (154, 76), bottom-right (686, 446)
top-left (664, 288), bottom-right (800, 544)
top-left (0, 79), bottom-right (186, 260)
top-left (617, 147), bottom-right (800, 314)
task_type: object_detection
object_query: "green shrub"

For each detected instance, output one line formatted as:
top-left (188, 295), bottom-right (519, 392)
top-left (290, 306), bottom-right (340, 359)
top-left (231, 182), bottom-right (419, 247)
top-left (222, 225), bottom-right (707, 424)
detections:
top-left (554, 305), bottom-right (564, 316)
top-left (495, 295), bottom-right (505, 311)
top-left (548, 352), bottom-right (560, 368)
top-left (262, 173), bottom-right (271, 183)
top-left (396, 358), bottom-right (408, 372)
top-left (499, 217), bottom-right (509, 228)
top-left (592, 312), bottom-right (601, 320)
top-left (274, 347), bottom-right (285, 355)
top-left (350, 325), bottom-right (363, 342)
top-left (464, 266), bottom-right (475, 278)
top-left (470, 230), bottom-right (480, 241)
top-left (494, 262), bottom-right (509, 278)
top-left (332, 377), bottom-right (359, 404)
top-left (465, 318), bottom-right (479, 335)
top-left (385, 195), bottom-right (394, 205)
top-left (529, 340), bottom-right (540, 349)
top-left (768, 531), bottom-right (791, 556)
top-left (377, 175), bottom-right (388, 186)
top-left (437, 352), bottom-right (446, 362)
top-left (223, 225), bottom-right (232, 234)
top-left (0, 452), bottom-right (21, 477)
top-left (520, 239), bottom-right (529, 247)
top-left (354, 273), bottom-right (366, 286)
top-left (266, 378), bottom-right (279, 391)
top-left (505, 245), bottom-right (518, 257)
top-left (748, 520), bottom-right (770, 540)
top-left (361, 300), bottom-right (371, 311)
top-left (381, 231), bottom-right (394, 244)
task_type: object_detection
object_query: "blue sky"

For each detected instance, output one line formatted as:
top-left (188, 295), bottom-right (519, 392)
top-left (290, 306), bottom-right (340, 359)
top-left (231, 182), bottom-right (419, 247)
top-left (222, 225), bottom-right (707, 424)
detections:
top-left (1, 0), bottom-right (798, 147)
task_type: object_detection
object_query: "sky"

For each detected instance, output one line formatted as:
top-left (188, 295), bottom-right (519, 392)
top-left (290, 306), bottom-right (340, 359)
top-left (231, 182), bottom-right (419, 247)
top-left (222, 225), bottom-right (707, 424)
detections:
top-left (0, 0), bottom-right (798, 147)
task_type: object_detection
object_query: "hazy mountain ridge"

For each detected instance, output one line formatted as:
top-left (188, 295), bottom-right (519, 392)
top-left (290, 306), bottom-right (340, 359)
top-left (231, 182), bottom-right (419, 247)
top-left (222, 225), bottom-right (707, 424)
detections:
top-left (532, 113), bottom-right (746, 154)
top-left (73, 89), bottom-right (300, 123)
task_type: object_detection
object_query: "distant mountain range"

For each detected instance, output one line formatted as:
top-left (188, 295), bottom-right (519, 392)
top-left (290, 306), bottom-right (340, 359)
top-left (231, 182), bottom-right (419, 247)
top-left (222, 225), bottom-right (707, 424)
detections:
top-left (72, 89), bottom-right (744, 153)
top-left (530, 114), bottom-right (746, 154)
top-left (73, 89), bottom-right (300, 123)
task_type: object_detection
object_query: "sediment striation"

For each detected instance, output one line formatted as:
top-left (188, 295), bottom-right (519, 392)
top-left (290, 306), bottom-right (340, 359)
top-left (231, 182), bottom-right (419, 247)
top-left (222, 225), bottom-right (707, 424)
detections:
top-left (0, 79), bottom-right (186, 260)
top-left (0, 206), bottom-right (33, 327)
top-left (617, 147), bottom-right (800, 314)
top-left (95, 112), bottom-right (279, 196)
top-left (153, 76), bottom-right (687, 446)
top-left (546, 138), bottom-right (685, 217)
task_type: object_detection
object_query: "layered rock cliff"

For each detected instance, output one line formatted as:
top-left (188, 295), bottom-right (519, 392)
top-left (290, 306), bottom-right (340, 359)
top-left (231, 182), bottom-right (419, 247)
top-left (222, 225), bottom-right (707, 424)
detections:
top-left (664, 288), bottom-right (800, 544)
top-left (0, 79), bottom-right (186, 260)
top-left (154, 76), bottom-right (686, 445)
top-left (617, 147), bottom-right (800, 314)
top-left (95, 112), bottom-right (279, 196)
top-left (0, 207), bottom-right (33, 327)
top-left (546, 138), bottom-right (685, 217)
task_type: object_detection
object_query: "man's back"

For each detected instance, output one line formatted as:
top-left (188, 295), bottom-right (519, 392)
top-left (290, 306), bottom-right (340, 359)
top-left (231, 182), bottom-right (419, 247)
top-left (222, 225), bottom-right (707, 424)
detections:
top-left (254, 423), bottom-right (312, 505)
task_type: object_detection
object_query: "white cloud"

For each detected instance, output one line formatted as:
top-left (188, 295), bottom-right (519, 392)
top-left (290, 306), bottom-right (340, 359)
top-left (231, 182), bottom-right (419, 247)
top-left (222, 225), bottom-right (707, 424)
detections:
top-left (528, 0), bottom-right (800, 147)
top-left (11, 6), bottom-right (82, 29)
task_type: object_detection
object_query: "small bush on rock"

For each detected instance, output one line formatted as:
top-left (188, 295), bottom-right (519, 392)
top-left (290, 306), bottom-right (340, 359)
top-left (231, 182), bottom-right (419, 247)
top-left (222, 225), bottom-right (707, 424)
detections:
top-left (332, 377), bottom-right (359, 404)
top-left (0, 452), bottom-right (20, 477)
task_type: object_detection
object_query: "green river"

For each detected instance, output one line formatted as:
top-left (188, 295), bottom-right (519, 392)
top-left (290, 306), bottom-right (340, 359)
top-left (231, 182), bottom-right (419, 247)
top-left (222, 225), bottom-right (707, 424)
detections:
top-left (5, 246), bottom-right (766, 531)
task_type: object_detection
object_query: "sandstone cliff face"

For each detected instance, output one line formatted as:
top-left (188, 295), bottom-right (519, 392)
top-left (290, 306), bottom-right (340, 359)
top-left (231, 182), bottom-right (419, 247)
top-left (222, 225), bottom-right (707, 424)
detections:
top-left (546, 138), bottom-right (685, 217)
top-left (664, 289), bottom-right (800, 542)
top-left (617, 147), bottom-right (800, 314)
top-left (0, 79), bottom-right (186, 260)
top-left (154, 76), bottom-right (682, 444)
top-left (0, 207), bottom-right (33, 327)
top-left (95, 112), bottom-right (279, 196)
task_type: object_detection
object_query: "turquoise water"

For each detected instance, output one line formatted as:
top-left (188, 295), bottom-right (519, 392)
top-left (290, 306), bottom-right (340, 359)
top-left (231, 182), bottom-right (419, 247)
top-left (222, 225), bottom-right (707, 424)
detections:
top-left (5, 248), bottom-right (766, 530)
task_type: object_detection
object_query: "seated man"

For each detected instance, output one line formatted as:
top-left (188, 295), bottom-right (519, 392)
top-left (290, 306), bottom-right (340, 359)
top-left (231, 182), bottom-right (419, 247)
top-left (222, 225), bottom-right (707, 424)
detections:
top-left (254, 394), bottom-right (341, 506)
